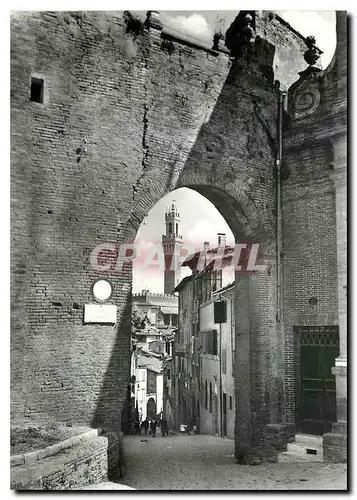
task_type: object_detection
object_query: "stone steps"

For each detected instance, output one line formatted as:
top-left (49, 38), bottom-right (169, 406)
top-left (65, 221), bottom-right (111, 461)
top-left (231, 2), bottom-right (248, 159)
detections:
top-left (295, 433), bottom-right (323, 448)
top-left (277, 434), bottom-right (323, 463)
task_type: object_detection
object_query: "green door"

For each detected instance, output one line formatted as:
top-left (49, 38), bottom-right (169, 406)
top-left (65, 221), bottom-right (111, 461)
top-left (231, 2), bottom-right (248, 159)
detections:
top-left (298, 326), bottom-right (339, 435)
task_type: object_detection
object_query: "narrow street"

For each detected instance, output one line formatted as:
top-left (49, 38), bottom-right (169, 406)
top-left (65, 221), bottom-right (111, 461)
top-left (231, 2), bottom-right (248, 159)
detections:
top-left (121, 434), bottom-right (347, 490)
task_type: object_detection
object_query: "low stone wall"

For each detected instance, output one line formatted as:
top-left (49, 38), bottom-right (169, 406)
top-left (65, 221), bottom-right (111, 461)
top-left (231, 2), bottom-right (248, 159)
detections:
top-left (11, 430), bottom-right (124, 490)
top-left (11, 427), bottom-right (98, 466)
top-left (323, 433), bottom-right (347, 463)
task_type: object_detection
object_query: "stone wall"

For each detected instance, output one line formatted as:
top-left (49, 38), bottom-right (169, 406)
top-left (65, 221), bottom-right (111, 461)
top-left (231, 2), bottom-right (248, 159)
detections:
top-left (11, 432), bottom-right (123, 490)
top-left (282, 12), bottom-right (347, 441)
top-left (10, 10), bottom-right (231, 429)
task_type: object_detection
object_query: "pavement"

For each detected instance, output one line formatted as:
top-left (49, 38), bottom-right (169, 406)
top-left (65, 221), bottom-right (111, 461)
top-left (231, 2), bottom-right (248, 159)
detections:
top-left (119, 433), bottom-right (347, 491)
top-left (77, 482), bottom-right (136, 490)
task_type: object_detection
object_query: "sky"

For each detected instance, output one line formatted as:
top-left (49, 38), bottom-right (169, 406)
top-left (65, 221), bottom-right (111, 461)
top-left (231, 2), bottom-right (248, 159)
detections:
top-left (133, 188), bottom-right (235, 293)
top-left (133, 10), bottom-right (336, 68)
top-left (133, 10), bottom-right (338, 294)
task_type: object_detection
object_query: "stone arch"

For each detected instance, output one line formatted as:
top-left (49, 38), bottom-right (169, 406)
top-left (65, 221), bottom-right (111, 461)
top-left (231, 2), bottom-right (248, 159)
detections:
top-left (128, 178), bottom-right (281, 461)
top-left (125, 180), bottom-right (273, 248)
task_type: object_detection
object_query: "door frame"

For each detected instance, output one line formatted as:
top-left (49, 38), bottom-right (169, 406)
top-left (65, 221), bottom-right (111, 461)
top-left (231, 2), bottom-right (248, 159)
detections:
top-left (295, 326), bottom-right (339, 435)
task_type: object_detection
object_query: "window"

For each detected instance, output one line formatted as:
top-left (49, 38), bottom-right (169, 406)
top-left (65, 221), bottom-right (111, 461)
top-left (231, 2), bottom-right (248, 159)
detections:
top-left (209, 382), bottom-right (212, 413)
top-left (171, 314), bottom-right (178, 326)
top-left (137, 370), bottom-right (145, 382)
top-left (176, 223), bottom-right (178, 236)
top-left (168, 223), bottom-right (172, 235)
top-left (222, 349), bottom-right (227, 374)
top-left (30, 77), bottom-right (44, 103)
top-left (229, 396), bottom-right (233, 410)
top-left (214, 300), bottom-right (227, 323)
top-left (147, 370), bottom-right (157, 394)
top-left (205, 380), bottom-right (208, 409)
top-left (203, 330), bottom-right (218, 355)
top-left (164, 314), bottom-right (170, 326)
top-left (167, 369), bottom-right (171, 380)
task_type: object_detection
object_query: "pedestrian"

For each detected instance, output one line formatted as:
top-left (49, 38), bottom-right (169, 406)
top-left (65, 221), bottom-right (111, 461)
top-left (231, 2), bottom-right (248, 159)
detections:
top-left (141, 417), bottom-right (149, 435)
top-left (134, 418), bottom-right (141, 435)
top-left (161, 418), bottom-right (169, 437)
top-left (150, 418), bottom-right (157, 437)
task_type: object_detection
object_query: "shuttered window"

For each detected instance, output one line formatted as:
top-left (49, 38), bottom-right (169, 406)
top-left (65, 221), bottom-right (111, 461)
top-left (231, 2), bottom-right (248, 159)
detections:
top-left (202, 330), bottom-right (218, 355)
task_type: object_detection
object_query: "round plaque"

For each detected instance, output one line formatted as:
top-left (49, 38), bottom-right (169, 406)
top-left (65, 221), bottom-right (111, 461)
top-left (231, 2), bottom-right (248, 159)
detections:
top-left (294, 86), bottom-right (320, 120)
top-left (91, 278), bottom-right (113, 303)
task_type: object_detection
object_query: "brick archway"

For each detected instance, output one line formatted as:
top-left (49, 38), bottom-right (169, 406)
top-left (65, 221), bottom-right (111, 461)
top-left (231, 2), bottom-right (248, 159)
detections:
top-left (125, 176), bottom-right (282, 462)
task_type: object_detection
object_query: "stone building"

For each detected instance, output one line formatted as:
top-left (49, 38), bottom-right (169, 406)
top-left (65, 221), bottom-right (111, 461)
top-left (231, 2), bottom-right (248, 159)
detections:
top-left (133, 291), bottom-right (178, 331)
top-left (130, 293), bottom-right (177, 425)
top-left (200, 283), bottom-right (235, 439)
top-left (172, 238), bottom-right (235, 438)
top-left (129, 203), bottom-right (180, 426)
top-left (131, 348), bottom-right (164, 422)
top-left (10, 9), bottom-right (347, 469)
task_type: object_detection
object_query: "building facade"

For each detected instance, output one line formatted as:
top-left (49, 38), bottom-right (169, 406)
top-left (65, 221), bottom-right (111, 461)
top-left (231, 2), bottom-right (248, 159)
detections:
top-left (129, 204), bottom-right (180, 427)
top-left (172, 238), bottom-right (236, 438)
top-left (131, 349), bottom-right (164, 422)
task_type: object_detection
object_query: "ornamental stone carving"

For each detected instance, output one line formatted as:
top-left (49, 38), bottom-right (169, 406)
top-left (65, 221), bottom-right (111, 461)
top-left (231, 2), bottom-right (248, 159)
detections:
top-left (294, 85), bottom-right (321, 119)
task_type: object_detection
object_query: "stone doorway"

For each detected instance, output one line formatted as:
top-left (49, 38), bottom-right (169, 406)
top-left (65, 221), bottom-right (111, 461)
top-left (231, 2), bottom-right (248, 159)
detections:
top-left (297, 326), bottom-right (339, 435)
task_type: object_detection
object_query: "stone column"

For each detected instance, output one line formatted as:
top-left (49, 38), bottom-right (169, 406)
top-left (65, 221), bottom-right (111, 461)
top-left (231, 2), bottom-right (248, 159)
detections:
top-left (234, 243), bottom-right (289, 463)
top-left (323, 137), bottom-right (347, 462)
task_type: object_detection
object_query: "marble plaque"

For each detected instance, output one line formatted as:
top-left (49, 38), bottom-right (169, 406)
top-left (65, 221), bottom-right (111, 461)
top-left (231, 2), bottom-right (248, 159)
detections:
top-left (84, 304), bottom-right (117, 324)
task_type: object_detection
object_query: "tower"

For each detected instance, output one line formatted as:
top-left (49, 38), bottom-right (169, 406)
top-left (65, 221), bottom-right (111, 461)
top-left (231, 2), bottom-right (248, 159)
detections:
top-left (162, 203), bottom-right (184, 295)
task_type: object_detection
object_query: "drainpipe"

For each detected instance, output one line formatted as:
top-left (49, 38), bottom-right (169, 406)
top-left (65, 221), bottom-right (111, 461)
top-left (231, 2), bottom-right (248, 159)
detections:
top-left (276, 91), bottom-right (286, 323)
top-left (219, 318), bottom-right (223, 437)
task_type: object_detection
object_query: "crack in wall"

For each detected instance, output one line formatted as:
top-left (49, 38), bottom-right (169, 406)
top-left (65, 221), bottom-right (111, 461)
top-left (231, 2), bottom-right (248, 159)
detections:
top-left (253, 103), bottom-right (277, 156)
top-left (131, 59), bottom-right (150, 205)
top-left (142, 104), bottom-right (149, 170)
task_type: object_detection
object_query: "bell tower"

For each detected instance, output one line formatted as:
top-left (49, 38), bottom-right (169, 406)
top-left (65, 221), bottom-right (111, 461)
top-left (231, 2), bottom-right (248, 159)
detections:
top-left (162, 203), bottom-right (184, 295)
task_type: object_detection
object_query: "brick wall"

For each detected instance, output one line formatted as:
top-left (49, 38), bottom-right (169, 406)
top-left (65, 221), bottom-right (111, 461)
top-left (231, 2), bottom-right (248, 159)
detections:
top-left (10, 11), bottom-right (231, 429)
top-left (282, 11), bottom-right (347, 430)
top-left (255, 11), bottom-right (317, 90)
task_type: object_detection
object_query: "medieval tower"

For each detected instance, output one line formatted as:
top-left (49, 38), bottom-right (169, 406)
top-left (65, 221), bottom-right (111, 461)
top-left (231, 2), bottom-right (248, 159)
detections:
top-left (162, 203), bottom-right (184, 295)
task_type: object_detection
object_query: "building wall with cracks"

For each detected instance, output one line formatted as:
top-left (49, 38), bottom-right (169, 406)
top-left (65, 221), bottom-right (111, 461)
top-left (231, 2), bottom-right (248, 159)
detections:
top-left (10, 10), bottom-right (346, 462)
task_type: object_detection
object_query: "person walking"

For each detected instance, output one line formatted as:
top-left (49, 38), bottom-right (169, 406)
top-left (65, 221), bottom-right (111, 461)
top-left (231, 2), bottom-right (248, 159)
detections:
top-left (161, 418), bottom-right (169, 437)
top-left (150, 418), bottom-right (157, 437)
top-left (141, 417), bottom-right (149, 436)
top-left (134, 418), bottom-right (141, 435)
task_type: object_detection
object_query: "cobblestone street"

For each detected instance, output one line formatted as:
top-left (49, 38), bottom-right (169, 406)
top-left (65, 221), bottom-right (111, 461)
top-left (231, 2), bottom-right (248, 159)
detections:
top-left (121, 434), bottom-right (347, 490)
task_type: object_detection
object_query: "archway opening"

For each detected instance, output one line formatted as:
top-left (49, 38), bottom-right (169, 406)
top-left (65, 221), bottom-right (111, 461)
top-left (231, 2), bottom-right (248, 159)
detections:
top-left (129, 186), bottom-right (244, 439)
top-left (146, 397), bottom-right (157, 421)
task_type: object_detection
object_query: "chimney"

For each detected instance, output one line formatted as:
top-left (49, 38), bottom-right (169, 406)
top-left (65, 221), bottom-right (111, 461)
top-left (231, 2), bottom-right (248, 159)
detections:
top-left (203, 241), bottom-right (210, 251)
top-left (217, 233), bottom-right (226, 247)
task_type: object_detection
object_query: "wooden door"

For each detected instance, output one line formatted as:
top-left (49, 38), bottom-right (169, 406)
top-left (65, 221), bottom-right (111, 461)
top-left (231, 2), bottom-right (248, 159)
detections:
top-left (298, 326), bottom-right (339, 435)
